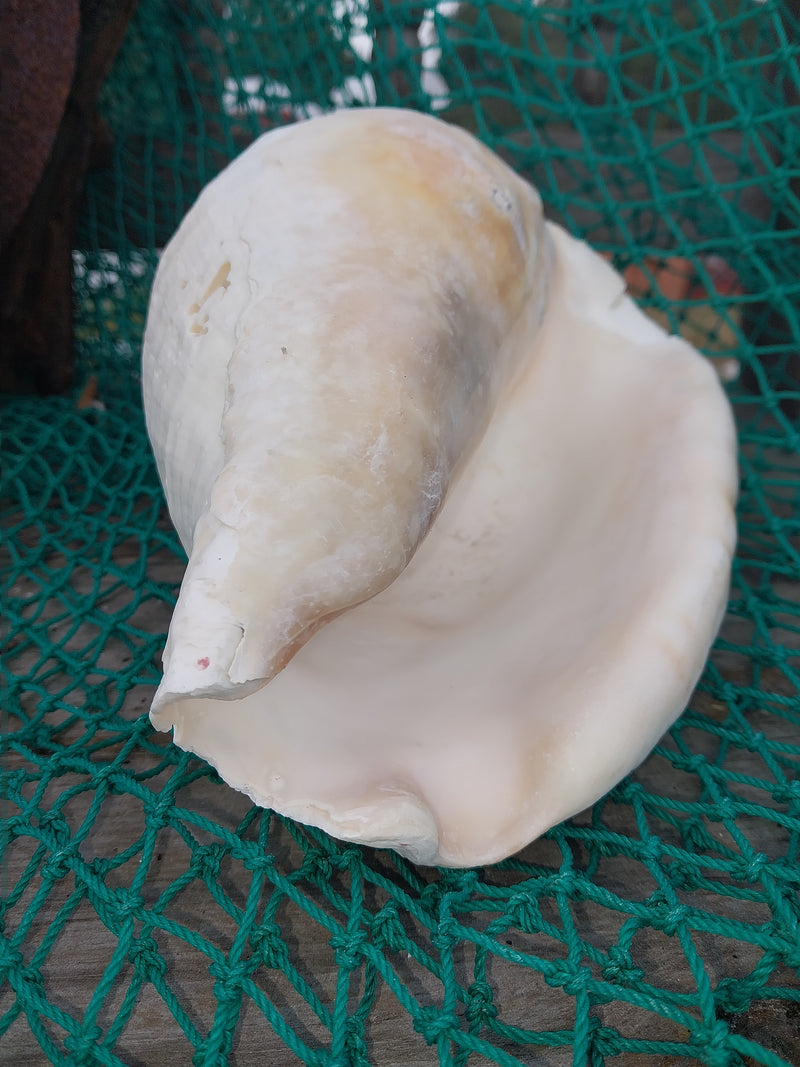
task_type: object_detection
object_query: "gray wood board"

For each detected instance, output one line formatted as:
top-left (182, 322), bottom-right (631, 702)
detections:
top-left (3, 470), bottom-right (799, 1067)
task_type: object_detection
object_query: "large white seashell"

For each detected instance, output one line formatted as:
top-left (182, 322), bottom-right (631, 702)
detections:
top-left (142, 108), bottom-right (737, 867)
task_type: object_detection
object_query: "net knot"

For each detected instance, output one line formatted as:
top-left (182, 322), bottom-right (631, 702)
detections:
top-left (419, 882), bottom-right (443, 914)
top-left (465, 980), bottom-right (497, 1025)
top-left (44, 846), bottom-right (76, 881)
top-left (690, 1018), bottom-right (732, 1066)
top-left (129, 935), bottom-right (167, 980)
top-left (331, 846), bottom-right (364, 872)
top-left (714, 978), bottom-right (752, 1014)
top-left (64, 1025), bottom-right (103, 1060)
top-left (0, 943), bottom-right (43, 993)
top-left (601, 946), bottom-right (644, 985)
top-left (640, 835), bottom-right (664, 865)
top-left (91, 763), bottom-right (114, 783)
top-left (647, 894), bottom-right (689, 935)
top-left (769, 932), bottom-right (800, 970)
top-left (586, 1018), bottom-right (621, 1061)
top-left (300, 848), bottom-right (333, 882)
top-left (771, 780), bottom-right (800, 804)
top-left (742, 730), bottom-right (766, 753)
top-left (344, 1017), bottom-right (369, 1063)
top-left (730, 852), bottom-right (768, 883)
top-left (17, 965), bottom-right (44, 994)
top-left (244, 851), bottom-right (274, 873)
top-left (143, 786), bottom-right (175, 823)
top-left (23, 724), bottom-right (52, 750)
top-left (413, 1009), bottom-right (460, 1045)
top-left (431, 918), bottom-right (459, 952)
top-left (710, 797), bottom-right (736, 821)
top-left (2, 815), bottom-right (25, 842)
top-left (111, 889), bottom-right (144, 919)
top-left (506, 890), bottom-right (540, 934)
top-left (330, 929), bottom-right (367, 970)
top-left (682, 818), bottom-right (715, 852)
top-left (193, 843), bottom-right (226, 882)
top-left (613, 780), bottom-right (642, 804)
top-left (440, 868), bottom-right (479, 894)
top-left (251, 921), bottom-right (287, 968)
top-left (38, 810), bottom-right (70, 845)
top-left (555, 869), bottom-right (580, 896)
top-left (209, 959), bottom-right (250, 1001)
top-left (545, 962), bottom-right (592, 996)
top-left (667, 859), bottom-right (702, 891)
top-left (681, 753), bottom-right (708, 774)
top-left (370, 902), bottom-right (406, 953)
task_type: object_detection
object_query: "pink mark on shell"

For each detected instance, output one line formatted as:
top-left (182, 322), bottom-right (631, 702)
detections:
top-left (196, 656), bottom-right (210, 670)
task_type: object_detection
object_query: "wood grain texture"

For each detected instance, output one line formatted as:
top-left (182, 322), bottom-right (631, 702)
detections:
top-left (2, 509), bottom-right (799, 1067)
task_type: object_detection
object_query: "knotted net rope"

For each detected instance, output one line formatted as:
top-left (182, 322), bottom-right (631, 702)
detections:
top-left (2, 1), bottom-right (799, 1064)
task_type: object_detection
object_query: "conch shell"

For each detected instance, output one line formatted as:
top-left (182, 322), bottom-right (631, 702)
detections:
top-left (142, 108), bottom-right (737, 867)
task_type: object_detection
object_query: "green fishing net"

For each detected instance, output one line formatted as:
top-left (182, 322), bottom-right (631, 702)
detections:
top-left (2, 1), bottom-right (800, 1064)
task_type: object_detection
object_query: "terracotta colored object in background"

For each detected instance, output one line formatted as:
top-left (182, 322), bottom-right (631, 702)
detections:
top-left (605, 252), bottom-right (745, 384)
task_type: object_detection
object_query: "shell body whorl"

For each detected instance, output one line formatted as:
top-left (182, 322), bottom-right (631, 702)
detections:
top-left (143, 108), bottom-right (737, 867)
top-left (144, 108), bottom-right (549, 702)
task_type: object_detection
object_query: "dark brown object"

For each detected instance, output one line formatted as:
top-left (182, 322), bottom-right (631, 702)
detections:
top-left (0, 1), bottom-right (79, 249)
top-left (0, 0), bottom-right (139, 395)
top-left (740, 0), bottom-right (800, 418)
top-left (369, 0), bottom-right (427, 104)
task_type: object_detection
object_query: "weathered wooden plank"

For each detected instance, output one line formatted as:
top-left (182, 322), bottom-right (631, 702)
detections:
top-left (3, 468), bottom-right (799, 1066)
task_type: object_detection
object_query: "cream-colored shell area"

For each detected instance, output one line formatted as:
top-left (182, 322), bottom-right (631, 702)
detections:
top-left (144, 107), bottom-right (549, 701)
top-left (142, 109), bottom-right (737, 868)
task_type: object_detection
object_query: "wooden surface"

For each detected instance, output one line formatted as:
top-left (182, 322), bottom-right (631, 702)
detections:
top-left (3, 485), bottom-right (800, 1067)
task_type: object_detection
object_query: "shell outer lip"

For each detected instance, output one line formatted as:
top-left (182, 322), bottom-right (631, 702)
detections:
top-left (143, 112), bottom-right (738, 868)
